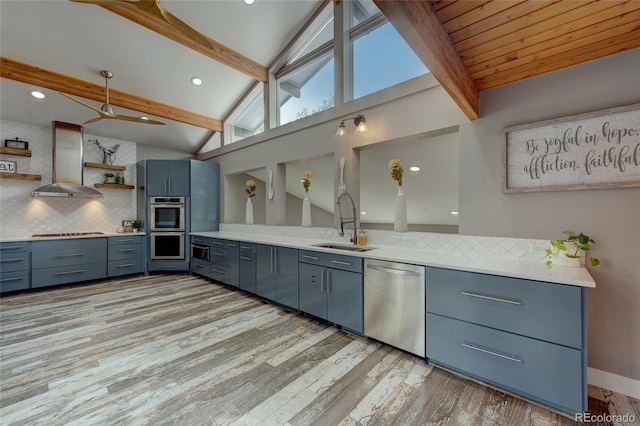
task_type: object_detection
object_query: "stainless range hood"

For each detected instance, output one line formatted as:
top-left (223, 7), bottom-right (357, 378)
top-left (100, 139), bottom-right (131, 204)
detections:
top-left (32, 121), bottom-right (103, 199)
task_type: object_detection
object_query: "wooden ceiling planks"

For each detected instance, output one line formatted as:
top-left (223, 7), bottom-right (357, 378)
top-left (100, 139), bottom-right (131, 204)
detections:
top-left (385, 0), bottom-right (640, 113)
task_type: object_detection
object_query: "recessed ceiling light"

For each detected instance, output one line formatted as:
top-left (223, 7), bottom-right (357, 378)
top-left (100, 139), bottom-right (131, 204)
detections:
top-left (190, 77), bottom-right (203, 86)
top-left (31, 91), bottom-right (45, 99)
top-left (451, 211), bottom-right (459, 215)
top-left (409, 166), bottom-right (420, 172)
top-left (140, 116), bottom-right (149, 120)
top-left (244, 0), bottom-right (255, 4)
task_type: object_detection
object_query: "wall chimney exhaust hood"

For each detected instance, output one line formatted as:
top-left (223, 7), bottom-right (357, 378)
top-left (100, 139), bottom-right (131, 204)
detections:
top-left (32, 121), bottom-right (103, 199)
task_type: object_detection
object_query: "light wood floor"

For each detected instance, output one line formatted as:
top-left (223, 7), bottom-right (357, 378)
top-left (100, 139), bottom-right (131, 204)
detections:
top-left (1, 274), bottom-right (638, 426)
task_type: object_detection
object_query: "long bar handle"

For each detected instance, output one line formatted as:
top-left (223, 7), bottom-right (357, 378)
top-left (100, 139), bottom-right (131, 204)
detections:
top-left (320, 269), bottom-right (324, 292)
top-left (462, 343), bottom-right (523, 363)
top-left (116, 263), bottom-right (134, 268)
top-left (366, 264), bottom-right (421, 277)
top-left (461, 291), bottom-right (522, 306)
top-left (331, 260), bottom-right (352, 266)
top-left (118, 248), bottom-right (134, 252)
top-left (56, 269), bottom-right (86, 276)
top-left (212, 268), bottom-right (225, 275)
top-left (0, 276), bottom-right (26, 282)
top-left (212, 252), bottom-right (225, 257)
top-left (116, 239), bottom-right (134, 243)
top-left (0, 245), bottom-right (26, 251)
top-left (302, 254), bottom-right (319, 260)
top-left (240, 256), bottom-right (251, 261)
top-left (327, 269), bottom-right (331, 293)
top-left (56, 253), bottom-right (84, 258)
top-left (0, 258), bottom-right (24, 263)
top-left (274, 248), bottom-right (278, 274)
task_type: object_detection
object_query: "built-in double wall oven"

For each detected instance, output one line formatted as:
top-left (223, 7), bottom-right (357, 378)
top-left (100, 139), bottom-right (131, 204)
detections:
top-left (149, 197), bottom-right (185, 260)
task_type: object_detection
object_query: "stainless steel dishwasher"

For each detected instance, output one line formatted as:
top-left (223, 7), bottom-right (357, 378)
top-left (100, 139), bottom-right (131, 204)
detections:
top-left (364, 259), bottom-right (426, 357)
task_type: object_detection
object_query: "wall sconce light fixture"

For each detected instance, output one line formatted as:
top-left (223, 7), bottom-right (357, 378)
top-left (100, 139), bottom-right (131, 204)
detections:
top-left (335, 114), bottom-right (368, 137)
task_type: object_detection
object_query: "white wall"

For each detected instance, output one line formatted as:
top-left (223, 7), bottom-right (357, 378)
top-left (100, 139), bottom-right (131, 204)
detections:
top-left (459, 49), bottom-right (640, 381)
top-left (136, 143), bottom-right (194, 161)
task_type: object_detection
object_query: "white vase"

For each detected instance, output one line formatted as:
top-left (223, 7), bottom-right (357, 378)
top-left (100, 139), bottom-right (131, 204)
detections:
top-left (302, 193), bottom-right (312, 227)
top-left (394, 186), bottom-right (407, 232)
top-left (550, 242), bottom-right (585, 267)
top-left (246, 198), bottom-right (254, 225)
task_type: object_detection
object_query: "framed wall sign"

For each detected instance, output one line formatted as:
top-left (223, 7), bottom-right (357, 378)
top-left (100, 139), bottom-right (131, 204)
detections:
top-left (0, 160), bottom-right (17, 173)
top-left (4, 138), bottom-right (29, 150)
top-left (502, 103), bottom-right (640, 193)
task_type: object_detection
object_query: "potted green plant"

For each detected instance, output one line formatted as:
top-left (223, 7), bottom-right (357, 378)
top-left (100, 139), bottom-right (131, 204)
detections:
top-left (104, 172), bottom-right (116, 184)
top-left (545, 231), bottom-right (600, 267)
top-left (131, 221), bottom-right (141, 233)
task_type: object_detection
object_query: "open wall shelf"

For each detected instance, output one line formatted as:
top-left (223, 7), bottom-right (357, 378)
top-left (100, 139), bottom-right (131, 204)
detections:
top-left (95, 183), bottom-right (134, 190)
top-left (0, 172), bottom-right (42, 181)
top-left (0, 147), bottom-right (32, 157)
top-left (85, 162), bottom-right (126, 171)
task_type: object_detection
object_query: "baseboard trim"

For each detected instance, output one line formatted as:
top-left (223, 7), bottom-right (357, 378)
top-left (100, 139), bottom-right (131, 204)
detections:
top-left (588, 367), bottom-right (640, 399)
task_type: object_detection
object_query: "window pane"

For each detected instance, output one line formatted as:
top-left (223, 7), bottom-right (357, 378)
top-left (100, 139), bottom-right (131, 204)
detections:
top-left (352, 0), bottom-right (380, 26)
top-left (230, 89), bottom-right (264, 143)
top-left (279, 51), bottom-right (335, 126)
top-left (289, 16), bottom-right (334, 64)
top-left (353, 22), bottom-right (429, 99)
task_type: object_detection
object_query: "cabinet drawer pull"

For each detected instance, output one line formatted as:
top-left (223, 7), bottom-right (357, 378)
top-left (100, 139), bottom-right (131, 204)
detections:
top-left (212, 242), bottom-right (224, 247)
top-left (331, 260), bottom-right (352, 266)
top-left (240, 245), bottom-right (252, 250)
top-left (302, 254), bottom-right (319, 260)
top-left (56, 253), bottom-right (84, 258)
top-left (240, 256), bottom-right (252, 261)
top-left (320, 269), bottom-right (324, 292)
top-left (228, 243), bottom-right (237, 247)
top-left (462, 343), bottom-right (523, 363)
top-left (0, 276), bottom-right (26, 282)
top-left (192, 238), bottom-right (203, 244)
top-left (118, 248), bottom-right (134, 252)
top-left (0, 245), bottom-right (26, 251)
top-left (158, 265), bottom-right (177, 269)
top-left (193, 263), bottom-right (204, 268)
top-left (56, 269), bottom-right (86, 276)
top-left (212, 268), bottom-right (225, 275)
top-left (0, 258), bottom-right (23, 263)
top-left (116, 263), bottom-right (134, 268)
top-left (461, 291), bottom-right (522, 306)
top-left (212, 252), bottom-right (225, 257)
top-left (117, 239), bottom-right (134, 243)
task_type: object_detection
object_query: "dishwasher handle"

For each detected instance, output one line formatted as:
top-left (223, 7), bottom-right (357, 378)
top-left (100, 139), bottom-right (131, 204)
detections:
top-left (366, 264), bottom-right (422, 277)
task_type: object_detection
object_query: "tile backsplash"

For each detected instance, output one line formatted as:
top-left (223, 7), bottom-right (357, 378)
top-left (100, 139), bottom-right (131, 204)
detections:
top-left (219, 223), bottom-right (549, 262)
top-left (0, 120), bottom-right (137, 239)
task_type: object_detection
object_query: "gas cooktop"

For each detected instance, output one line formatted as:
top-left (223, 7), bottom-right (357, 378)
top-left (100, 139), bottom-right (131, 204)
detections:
top-left (31, 232), bottom-right (104, 238)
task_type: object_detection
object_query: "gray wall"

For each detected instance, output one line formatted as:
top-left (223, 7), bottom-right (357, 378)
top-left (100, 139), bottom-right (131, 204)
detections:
top-left (136, 143), bottom-right (194, 161)
top-left (459, 49), bottom-right (640, 380)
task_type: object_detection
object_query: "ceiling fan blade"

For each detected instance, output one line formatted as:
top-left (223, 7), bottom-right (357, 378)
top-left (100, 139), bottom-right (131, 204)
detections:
top-left (156, 4), bottom-right (213, 50)
top-left (83, 116), bottom-right (107, 125)
top-left (112, 113), bottom-right (165, 125)
top-left (59, 92), bottom-right (105, 114)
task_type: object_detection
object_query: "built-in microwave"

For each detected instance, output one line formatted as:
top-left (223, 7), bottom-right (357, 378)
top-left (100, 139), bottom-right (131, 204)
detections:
top-left (150, 232), bottom-right (185, 260)
top-left (149, 197), bottom-right (185, 232)
top-left (190, 243), bottom-right (209, 261)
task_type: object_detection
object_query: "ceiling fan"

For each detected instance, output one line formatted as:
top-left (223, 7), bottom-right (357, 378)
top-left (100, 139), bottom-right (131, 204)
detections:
top-left (69, 0), bottom-right (213, 50)
top-left (59, 70), bottom-right (165, 126)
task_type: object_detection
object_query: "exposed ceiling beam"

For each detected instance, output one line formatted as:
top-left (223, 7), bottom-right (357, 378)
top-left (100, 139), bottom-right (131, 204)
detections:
top-left (0, 57), bottom-right (222, 131)
top-left (98, 3), bottom-right (268, 83)
top-left (373, 0), bottom-right (480, 120)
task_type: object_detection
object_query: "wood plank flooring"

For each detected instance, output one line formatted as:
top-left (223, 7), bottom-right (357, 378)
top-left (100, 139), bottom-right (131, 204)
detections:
top-left (1, 274), bottom-right (638, 425)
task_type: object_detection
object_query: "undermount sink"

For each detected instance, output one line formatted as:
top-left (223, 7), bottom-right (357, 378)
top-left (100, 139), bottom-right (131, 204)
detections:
top-left (313, 243), bottom-right (376, 252)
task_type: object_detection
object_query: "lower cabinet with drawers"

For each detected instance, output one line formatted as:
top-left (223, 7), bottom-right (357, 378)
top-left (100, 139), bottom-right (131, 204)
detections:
top-left (0, 241), bottom-right (31, 293)
top-left (425, 267), bottom-right (587, 415)
top-left (31, 238), bottom-right (107, 288)
top-left (107, 235), bottom-right (144, 277)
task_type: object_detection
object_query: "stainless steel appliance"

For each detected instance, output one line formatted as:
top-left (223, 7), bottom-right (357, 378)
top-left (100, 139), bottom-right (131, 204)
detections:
top-left (364, 259), bottom-right (426, 357)
top-left (149, 197), bottom-right (185, 232)
top-left (150, 232), bottom-right (185, 260)
top-left (190, 242), bottom-right (209, 261)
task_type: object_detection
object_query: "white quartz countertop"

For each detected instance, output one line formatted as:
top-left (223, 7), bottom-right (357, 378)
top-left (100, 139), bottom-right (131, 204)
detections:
top-left (1, 232), bottom-right (144, 242)
top-left (191, 231), bottom-right (596, 288)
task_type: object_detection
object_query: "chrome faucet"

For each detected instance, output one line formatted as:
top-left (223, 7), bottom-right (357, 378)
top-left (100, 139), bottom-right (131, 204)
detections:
top-left (337, 192), bottom-right (358, 245)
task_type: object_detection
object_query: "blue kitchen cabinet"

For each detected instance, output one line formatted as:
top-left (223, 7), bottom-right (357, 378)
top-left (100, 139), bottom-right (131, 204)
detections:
top-left (425, 267), bottom-right (587, 415)
top-left (256, 245), bottom-right (298, 309)
top-left (238, 243), bottom-right (256, 294)
top-left (0, 241), bottom-right (30, 292)
top-left (146, 160), bottom-right (190, 196)
top-left (107, 235), bottom-right (144, 277)
top-left (31, 238), bottom-right (107, 288)
top-left (189, 161), bottom-right (219, 232)
top-left (227, 241), bottom-right (239, 287)
top-left (298, 250), bottom-right (363, 332)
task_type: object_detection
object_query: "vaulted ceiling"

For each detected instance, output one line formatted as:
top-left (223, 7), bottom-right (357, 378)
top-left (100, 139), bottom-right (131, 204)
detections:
top-left (1, 0), bottom-right (639, 153)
